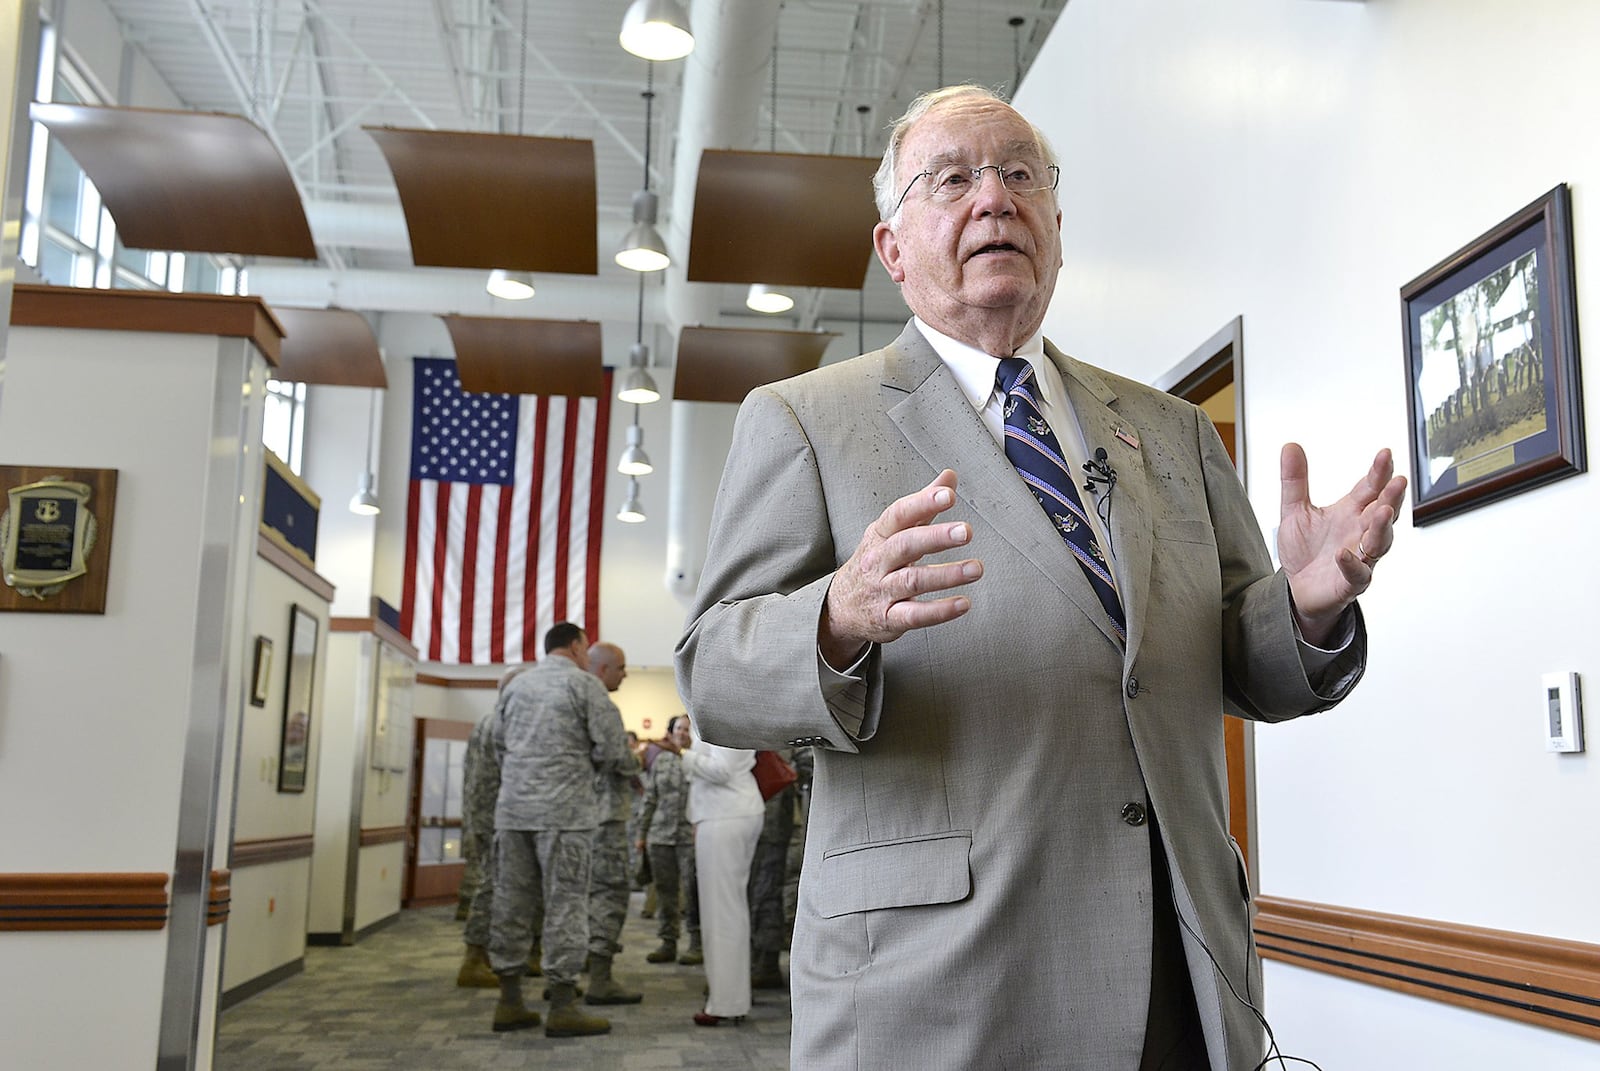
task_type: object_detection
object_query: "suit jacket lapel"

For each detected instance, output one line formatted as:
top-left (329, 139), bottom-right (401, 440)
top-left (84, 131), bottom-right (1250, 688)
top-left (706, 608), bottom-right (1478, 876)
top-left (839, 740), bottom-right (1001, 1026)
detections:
top-left (879, 324), bottom-right (1122, 649)
top-left (1048, 343), bottom-right (1154, 662)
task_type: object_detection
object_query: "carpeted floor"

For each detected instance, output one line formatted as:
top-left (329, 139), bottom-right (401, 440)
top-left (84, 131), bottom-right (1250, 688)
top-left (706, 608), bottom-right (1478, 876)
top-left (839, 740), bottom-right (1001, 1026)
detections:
top-left (215, 894), bottom-right (791, 1070)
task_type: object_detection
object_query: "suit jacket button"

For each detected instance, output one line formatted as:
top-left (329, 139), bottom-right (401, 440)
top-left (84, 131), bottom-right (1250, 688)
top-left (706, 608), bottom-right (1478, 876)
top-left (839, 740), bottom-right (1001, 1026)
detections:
top-left (1125, 676), bottom-right (1140, 699)
top-left (1121, 802), bottom-right (1147, 826)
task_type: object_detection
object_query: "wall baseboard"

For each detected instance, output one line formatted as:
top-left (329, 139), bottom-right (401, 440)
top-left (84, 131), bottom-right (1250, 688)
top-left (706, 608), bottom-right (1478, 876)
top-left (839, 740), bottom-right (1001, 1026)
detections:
top-left (1255, 894), bottom-right (1600, 1041)
top-left (220, 958), bottom-right (304, 1010)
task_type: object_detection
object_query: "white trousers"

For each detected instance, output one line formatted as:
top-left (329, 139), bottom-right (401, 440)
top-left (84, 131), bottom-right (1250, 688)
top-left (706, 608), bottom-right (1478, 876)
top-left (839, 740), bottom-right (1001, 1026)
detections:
top-left (693, 812), bottom-right (763, 1016)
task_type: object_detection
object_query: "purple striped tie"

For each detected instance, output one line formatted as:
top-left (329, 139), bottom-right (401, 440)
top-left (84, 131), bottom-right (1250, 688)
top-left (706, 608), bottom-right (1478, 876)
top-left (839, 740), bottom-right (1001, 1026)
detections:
top-left (996, 357), bottom-right (1126, 640)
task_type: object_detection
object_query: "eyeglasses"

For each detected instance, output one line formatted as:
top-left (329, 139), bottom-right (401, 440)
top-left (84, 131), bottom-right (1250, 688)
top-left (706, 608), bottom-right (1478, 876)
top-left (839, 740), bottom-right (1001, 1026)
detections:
top-left (892, 160), bottom-right (1060, 216)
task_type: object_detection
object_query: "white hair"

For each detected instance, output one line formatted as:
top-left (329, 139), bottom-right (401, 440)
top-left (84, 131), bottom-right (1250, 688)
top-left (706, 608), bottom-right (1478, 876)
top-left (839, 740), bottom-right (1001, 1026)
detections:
top-left (871, 84), bottom-right (1060, 224)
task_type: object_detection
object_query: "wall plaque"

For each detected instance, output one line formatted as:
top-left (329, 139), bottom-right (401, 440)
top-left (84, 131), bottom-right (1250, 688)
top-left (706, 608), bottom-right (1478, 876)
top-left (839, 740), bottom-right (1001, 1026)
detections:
top-left (0, 466), bottom-right (118, 613)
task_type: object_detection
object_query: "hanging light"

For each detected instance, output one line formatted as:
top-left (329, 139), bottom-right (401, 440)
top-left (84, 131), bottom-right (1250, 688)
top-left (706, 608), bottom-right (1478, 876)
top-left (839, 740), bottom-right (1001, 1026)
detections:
top-left (746, 282), bottom-right (795, 314)
top-left (618, 342), bottom-right (661, 404)
top-left (349, 390), bottom-right (382, 516)
top-left (615, 191), bottom-right (670, 272)
top-left (617, 73), bottom-right (671, 271)
top-left (617, 477), bottom-right (646, 523)
top-left (485, 268), bottom-right (535, 300)
top-left (619, 0), bottom-right (694, 62)
top-left (349, 471), bottom-right (381, 515)
top-left (617, 423), bottom-right (653, 476)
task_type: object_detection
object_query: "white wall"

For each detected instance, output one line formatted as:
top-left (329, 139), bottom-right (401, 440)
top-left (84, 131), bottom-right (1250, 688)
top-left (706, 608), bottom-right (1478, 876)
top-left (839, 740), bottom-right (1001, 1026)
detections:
top-left (1018, 0), bottom-right (1599, 1065)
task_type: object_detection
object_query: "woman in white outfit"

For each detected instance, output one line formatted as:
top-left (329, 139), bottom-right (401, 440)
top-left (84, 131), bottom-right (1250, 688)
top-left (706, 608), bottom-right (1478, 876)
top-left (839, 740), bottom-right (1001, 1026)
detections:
top-left (680, 729), bottom-right (764, 1025)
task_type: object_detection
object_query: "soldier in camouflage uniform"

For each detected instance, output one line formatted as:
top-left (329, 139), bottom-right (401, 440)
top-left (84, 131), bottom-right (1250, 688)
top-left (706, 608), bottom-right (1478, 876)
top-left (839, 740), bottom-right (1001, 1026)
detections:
top-left (487, 623), bottom-right (633, 1038)
top-left (747, 746), bottom-right (800, 988)
top-left (637, 714), bottom-right (699, 963)
top-left (456, 709), bottom-right (503, 986)
top-left (581, 642), bottom-right (645, 1006)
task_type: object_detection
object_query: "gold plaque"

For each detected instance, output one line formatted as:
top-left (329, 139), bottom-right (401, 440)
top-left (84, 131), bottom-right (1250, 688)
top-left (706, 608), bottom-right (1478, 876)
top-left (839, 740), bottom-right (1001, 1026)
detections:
top-left (2, 477), bottom-right (99, 597)
top-left (0, 467), bottom-right (118, 613)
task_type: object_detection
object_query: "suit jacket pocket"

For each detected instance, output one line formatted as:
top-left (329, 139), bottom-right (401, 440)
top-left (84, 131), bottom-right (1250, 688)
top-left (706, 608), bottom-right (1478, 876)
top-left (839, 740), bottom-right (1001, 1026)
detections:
top-left (1158, 516), bottom-right (1217, 546)
top-left (815, 831), bottom-right (972, 918)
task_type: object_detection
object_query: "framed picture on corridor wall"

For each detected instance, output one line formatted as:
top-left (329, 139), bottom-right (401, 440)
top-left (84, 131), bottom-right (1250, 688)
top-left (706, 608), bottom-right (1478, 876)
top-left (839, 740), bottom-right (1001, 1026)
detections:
top-left (278, 604), bottom-right (319, 793)
top-left (1400, 184), bottom-right (1586, 526)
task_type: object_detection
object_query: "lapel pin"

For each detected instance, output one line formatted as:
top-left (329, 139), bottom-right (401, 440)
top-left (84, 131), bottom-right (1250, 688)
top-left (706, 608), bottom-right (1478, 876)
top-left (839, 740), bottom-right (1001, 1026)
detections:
top-left (1114, 426), bottom-right (1140, 449)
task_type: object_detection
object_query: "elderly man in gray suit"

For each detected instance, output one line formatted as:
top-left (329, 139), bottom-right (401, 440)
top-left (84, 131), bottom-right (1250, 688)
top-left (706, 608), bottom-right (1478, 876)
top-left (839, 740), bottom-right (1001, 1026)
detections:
top-left (676, 85), bottom-right (1406, 1070)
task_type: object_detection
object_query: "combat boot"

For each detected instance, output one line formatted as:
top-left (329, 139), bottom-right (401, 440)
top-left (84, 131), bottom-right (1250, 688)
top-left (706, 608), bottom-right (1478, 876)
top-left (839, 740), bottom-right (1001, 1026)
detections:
top-left (584, 952), bottom-right (643, 1004)
top-left (751, 947), bottom-right (787, 989)
top-left (646, 939), bottom-right (677, 964)
top-left (491, 973), bottom-right (541, 1033)
top-left (677, 933), bottom-right (703, 966)
top-left (456, 943), bottom-right (498, 988)
top-left (545, 982), bottom-right (611, 1037)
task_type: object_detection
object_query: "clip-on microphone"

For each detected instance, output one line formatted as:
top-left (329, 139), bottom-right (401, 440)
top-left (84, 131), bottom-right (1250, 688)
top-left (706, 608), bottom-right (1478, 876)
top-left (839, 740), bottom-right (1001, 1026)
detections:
top-left (1081, 447), bottom-right (1117, 495)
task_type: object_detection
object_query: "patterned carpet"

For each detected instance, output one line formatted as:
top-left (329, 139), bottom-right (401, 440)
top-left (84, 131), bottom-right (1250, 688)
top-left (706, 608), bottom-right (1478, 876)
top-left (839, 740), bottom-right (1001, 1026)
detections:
top-left (216, 895), bottom-right (792, 1070)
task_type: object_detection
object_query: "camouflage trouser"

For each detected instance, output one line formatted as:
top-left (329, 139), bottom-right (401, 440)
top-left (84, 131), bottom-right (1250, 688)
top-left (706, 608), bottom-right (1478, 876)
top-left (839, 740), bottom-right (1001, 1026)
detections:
top-left (748, 791), bottom-right (795, 955)
top-left (461, 830), bottom-right (497, 947)
top-left (489, 829), bottom-right (589, 985)
top-left (461, 829), bottom-right (491, 901)
top-left (587, 819), bottom-right (631, 957)
top-left (647, 840), bottom-right (699, 944)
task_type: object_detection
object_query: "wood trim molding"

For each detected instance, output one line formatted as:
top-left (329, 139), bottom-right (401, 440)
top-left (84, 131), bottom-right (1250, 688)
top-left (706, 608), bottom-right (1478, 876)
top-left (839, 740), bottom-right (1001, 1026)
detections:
top-left (9, 284), bottom-right (284, 366)
top-left (209, 869), bottom-right (231, 927)
top-left (329, 615), bottom-right (419, 660)
top-left (415, 673), bottom-right (498, 689)
top-left (1255, 895), bottom-right (1600, 1040)
top-left (359, 826), bottom-right (409, 847)
top-left (230, 835), bottom-right (316, 869)
top-left (0, 872), bottom-right (169, 931)
top-left (256, 532), bottom-right (336, 602)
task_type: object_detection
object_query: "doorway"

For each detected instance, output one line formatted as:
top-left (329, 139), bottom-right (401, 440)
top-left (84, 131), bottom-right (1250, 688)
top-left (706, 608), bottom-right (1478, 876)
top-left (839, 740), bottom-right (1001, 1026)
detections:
top-left (1153, 317), bottom-right (1255, 882)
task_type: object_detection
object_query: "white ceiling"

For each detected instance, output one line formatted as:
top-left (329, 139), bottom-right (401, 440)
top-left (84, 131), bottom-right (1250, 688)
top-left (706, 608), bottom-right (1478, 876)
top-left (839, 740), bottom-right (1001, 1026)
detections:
top-left (95, 0), bottom-right (1067, 333)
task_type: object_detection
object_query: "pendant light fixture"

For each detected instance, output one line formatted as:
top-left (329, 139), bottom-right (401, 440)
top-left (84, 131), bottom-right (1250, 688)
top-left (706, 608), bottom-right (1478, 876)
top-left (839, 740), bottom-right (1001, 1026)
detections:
top-left (486, 268), bottom-right (535, 300)
top-left (617, 421), bottom-right (653, 476)
top-left (745, 282), bottom-right (795, 314)
top-left (487, 3), bottom-right (537, 299)
top-left (616, 64), bottom-right (670, 272)
top-left (619, 0), bottom-right (695, 62)
top-left (616, 477), bottom-right (646, 523)
top-left (747, 22), bottom-right (794, 315)
top-left (349, 389), bottom-right (382, 515)
top-left (618, 274), bottom-right (661, 403)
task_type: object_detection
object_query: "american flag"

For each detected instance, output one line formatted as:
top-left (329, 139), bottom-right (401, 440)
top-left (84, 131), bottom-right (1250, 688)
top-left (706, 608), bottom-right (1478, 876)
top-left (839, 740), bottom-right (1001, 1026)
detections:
top-left (399, 357), bottom-right (612, 664)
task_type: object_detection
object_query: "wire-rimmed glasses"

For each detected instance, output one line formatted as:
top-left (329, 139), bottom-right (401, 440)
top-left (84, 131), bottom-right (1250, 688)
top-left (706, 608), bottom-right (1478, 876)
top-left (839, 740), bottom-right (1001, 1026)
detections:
top-left (892, 160), bottom-right (1060, 217)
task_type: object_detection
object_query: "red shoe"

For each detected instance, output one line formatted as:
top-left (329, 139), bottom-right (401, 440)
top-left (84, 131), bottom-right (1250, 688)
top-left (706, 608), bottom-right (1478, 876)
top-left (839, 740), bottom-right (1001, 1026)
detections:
top-left (693, 1010), bottom-right (743, 1027)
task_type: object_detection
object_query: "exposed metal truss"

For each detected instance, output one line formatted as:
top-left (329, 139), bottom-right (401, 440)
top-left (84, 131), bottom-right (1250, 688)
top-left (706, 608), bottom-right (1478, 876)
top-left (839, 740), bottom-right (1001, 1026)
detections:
top-left (92, 0), bottom-right (1067, 322)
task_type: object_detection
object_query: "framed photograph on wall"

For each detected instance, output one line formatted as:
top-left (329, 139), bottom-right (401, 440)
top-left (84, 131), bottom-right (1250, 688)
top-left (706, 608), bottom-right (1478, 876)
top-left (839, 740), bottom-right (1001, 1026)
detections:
top-left (278, 604), bottom-right (319, 793)
top-left (249, 635), bottom-right (272, 707)
top-left (1400, 184), bottom-right (1586, 525)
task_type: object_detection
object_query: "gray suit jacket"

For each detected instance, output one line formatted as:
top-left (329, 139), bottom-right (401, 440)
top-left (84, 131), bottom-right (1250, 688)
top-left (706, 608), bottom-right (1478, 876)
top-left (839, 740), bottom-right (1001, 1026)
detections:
top-left (676, 323), bottom-right (1364, 1070)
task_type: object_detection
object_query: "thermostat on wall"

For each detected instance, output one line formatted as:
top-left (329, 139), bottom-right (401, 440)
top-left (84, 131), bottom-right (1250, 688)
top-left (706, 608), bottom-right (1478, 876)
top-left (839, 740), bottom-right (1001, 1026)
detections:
top-left (1542, 672), bottom-right (1584, 753)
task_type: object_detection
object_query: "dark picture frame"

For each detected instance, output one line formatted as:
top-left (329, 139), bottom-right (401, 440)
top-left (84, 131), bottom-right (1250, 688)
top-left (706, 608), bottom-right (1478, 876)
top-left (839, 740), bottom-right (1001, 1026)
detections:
top-left (1400, 184), bottom-right (1586, 525)
top-left (249, 635), bottom-right (272, 707)
top-left (278, 604), bottom-right (319, 793)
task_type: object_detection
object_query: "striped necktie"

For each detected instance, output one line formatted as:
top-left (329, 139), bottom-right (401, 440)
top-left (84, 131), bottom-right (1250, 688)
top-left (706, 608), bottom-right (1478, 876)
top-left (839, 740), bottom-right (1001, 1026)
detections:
top-left (996, 357), bottom-right (1126, 640)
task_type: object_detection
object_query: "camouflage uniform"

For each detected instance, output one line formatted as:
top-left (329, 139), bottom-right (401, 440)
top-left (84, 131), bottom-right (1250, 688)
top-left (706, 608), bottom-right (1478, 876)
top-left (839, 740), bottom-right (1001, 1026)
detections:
top-left (638, 748), bottom-right (698, 946)
top-left (488, 657), bottom-right (633, 985)
top-left (587, 744), bottom-right (641, 958)
top-left (461, 713), bottom-right (515, 948)
top-left (747, 749), bottom-right (798, 959)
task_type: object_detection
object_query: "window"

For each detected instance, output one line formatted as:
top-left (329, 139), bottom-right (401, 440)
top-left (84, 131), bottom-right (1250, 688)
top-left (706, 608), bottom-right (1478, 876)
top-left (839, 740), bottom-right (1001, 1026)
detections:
top-left (263, 380), bottom-right (307, 474)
